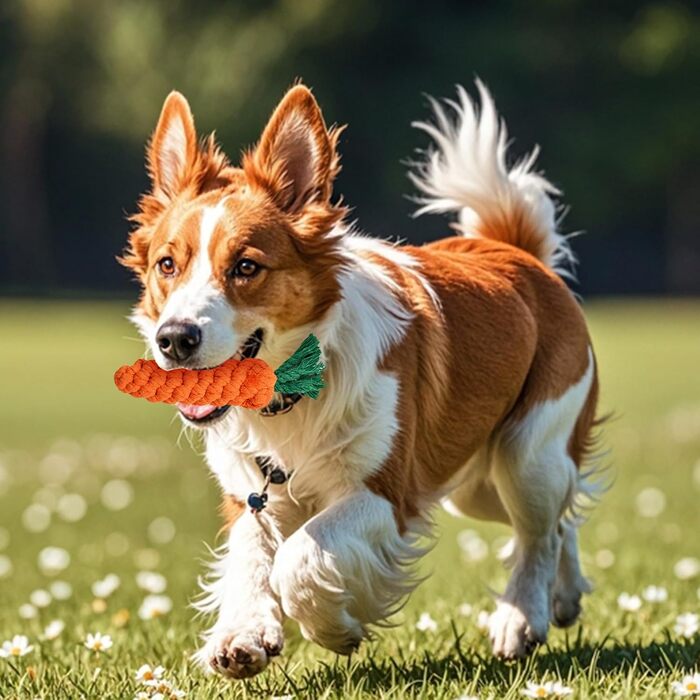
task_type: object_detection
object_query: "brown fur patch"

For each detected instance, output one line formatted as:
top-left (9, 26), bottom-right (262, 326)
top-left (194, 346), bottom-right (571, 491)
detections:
top-left (119, 90), bottom-right (241, 280)
top-left (365, 237), bottom-right (596, 530)
top-left (219, 495), bottom-right (245, 536)
top-left (464, 199), bottom-right (554, 266)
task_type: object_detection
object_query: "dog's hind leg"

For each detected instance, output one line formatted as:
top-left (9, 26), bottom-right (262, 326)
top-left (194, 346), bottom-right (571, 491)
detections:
top-left (552, 520), bottom-right (591, 628)
top-left (488, 352), bottom-right (595, 659)
top-left (551, 380), bottom-right (599, 628)
top-left (442, 448), bottom-right (511, 525)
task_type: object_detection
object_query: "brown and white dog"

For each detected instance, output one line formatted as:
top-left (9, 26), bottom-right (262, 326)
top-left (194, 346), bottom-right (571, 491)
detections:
top-left (122, 81), bottom-right (600, 679)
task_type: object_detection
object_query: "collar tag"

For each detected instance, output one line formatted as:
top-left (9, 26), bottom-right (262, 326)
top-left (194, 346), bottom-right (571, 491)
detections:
top-left (248, 456), bottom-right (291, 514)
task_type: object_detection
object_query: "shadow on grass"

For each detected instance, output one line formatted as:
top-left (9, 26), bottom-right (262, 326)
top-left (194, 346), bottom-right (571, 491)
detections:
top-left (250, 626), bottom-right (700, 697)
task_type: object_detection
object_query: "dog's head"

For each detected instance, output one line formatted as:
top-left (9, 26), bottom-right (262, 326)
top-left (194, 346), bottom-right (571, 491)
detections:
top-left (122, 86), bottom-right (346, 424)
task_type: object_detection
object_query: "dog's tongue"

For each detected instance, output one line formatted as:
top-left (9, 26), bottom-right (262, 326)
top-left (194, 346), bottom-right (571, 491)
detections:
top-left (176, 403), bottom-right (218, 421)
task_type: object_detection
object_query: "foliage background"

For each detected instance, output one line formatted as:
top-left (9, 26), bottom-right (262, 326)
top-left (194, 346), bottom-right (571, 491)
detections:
top-left (1, 0), bottom-right (699, 297)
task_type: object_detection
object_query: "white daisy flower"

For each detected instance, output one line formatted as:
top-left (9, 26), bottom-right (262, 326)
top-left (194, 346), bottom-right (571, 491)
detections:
top-left (84, 632), bottom-right (113, 652)
top-left (457, 529), bottom-right (489, 562)
top-left (674, 557), bottom-right (700, 581)
top-left (673, 673), bottom-right (700, 696)
top-left (0, 634), bottom-right (34, 658)
top-left (415, 612), bottom-right (438, 632)
top-left (136, 571), bottom-right (168, 594)
top-left (549, 682), bottom-right (574, 697)
top-left (148, 516), bottom-right (176, 545)
top-left (30, 589), bottom-right (52, 608)
top-left (642, 585), bottom-right (668, 603)
top-left (594, 549), bottom-right (615, 569)
top-left (134, 693), bottom-right (151, 700)
top-left (521, 680), bottom-right (573, 697)
top-left (458, 603), bottom-right (473, 617)
top-left (91, 573), bottom-right (121, 599)
top-left (476, 610), bottom-right (491, 632)
top-left (135, 663), bottom-right (166, 684)
top-left (674, 612), bottom-right (699, 639)
top-left (49, 580), bottom-right (73, 600)
top-left (56, 493), bottom-right (88, 522)
top-left (101, 479), bottom-right (134, 511)
top-left (0, 554), bottom-right (12, 579)
top-left (43, 620), bottom-right (65, 640)
top-left (617, 592), bottom-right (642, 612)
top-left (635, 487), bottom-right (666, 518)
top-left (18, 603), bottom-right (38, 619)
top-left (37, 546), bottom-right (70, 576)
top-left (22, 503), bottom-right (51, 533)
top-left (138, 594), bottom-right (173, 620)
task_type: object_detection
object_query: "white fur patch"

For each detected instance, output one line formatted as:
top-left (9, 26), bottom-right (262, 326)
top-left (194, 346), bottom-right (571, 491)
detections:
top-left (270, 489), bottom-right (424, 653)
top-left (503, 348), bottom-right (595, 469)
top-left (152, 199), bottom-right (238, 369)
top-left (343, 233), bottom-right (443, 314)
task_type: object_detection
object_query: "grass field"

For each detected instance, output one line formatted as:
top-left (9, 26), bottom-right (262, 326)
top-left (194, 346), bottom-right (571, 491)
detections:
top-left (0, 299), bottom-right (699, 699)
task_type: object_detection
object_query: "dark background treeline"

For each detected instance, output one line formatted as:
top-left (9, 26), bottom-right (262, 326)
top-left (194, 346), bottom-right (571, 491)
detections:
top-left (1, 0), bottom-right (698, 297)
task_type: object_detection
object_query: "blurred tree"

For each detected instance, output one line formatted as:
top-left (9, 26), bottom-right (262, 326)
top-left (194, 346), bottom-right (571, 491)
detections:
top-left (0, 0), bottom-right (698, 294)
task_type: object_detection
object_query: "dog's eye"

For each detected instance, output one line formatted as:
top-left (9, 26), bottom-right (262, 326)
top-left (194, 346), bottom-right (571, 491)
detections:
top-left (232, 259), bottom-right (261, 278)
top-left (157, 257), bottom-right (176, 277)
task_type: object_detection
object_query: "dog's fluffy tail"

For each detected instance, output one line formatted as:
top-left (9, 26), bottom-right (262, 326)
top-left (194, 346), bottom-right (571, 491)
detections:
top-left (410, 80), bottom-right (574, 276)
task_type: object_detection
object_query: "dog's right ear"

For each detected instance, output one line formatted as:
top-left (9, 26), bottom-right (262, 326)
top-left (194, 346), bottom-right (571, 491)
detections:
top-left (147, 92), bottom-right (198, 197)
top-left (245, 85), bottom-right (342, 213)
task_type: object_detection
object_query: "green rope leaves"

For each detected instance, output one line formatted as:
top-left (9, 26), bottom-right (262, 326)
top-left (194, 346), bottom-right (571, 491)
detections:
top-left (273, 334), bottom-right (325, 399)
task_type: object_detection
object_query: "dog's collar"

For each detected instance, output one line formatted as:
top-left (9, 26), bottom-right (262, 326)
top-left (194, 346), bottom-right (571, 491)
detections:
top-left (259, 392), bottom-right (303, 417)
top-left (255, 455), bottom-right (290, 483)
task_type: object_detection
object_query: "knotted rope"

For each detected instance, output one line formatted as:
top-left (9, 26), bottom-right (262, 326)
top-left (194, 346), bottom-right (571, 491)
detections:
top-left (114, 334), bottom-right (324, 410)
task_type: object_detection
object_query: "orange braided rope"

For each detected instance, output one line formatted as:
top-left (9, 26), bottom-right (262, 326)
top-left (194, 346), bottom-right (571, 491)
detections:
top-left (114, 357), bottom-right (276, 410)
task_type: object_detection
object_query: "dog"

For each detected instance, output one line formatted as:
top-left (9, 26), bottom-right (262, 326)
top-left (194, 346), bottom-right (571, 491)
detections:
top-left (121, 81), bottom-right (600, 679)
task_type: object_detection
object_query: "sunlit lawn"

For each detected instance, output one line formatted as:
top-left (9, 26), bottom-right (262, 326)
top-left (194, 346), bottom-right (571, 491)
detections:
top-left (0, 299), bottom-right (699, 699)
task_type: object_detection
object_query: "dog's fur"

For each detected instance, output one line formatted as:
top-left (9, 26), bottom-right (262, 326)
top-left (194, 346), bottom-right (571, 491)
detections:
top-left (122, 81), bottom-right (600, 678)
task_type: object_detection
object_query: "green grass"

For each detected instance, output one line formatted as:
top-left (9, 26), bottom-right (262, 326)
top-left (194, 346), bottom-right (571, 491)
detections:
top-left (0, 299), bottom-right (699, 699)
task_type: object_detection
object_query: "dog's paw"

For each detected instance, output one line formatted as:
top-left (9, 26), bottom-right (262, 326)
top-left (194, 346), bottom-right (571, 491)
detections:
top-left (552, 589), bottom-right (582, 628)
top-left (488, 600), bottom-right (548, 660)
top-left (552, 572), bottom-right (589, 628)
top-left (197, 622), bottom-right (284, 680)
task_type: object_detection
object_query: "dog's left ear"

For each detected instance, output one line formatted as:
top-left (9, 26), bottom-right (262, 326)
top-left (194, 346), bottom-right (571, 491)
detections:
top-left (247, 85), bottom-right (342, 212)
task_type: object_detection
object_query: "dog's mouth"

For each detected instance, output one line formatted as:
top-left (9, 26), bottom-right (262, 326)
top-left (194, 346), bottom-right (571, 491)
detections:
top-left (177, 329), bottom-right (264, 425)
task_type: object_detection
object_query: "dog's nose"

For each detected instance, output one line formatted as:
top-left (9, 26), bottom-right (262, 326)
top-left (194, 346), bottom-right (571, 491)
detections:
top-left (156, 321), bottom-right (202, 361)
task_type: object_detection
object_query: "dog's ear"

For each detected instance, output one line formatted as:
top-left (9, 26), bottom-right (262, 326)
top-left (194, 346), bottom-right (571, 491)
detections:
top-left (147, 91), bottom-right (198, 197)
top-left (246, 85), bottom-right (342, 213)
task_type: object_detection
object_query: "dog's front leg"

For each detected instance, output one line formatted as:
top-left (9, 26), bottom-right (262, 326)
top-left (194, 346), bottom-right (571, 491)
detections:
top-left (270, 489), bottom-right (420, 655)
top-left (195, 507), bottom-right (284, 679)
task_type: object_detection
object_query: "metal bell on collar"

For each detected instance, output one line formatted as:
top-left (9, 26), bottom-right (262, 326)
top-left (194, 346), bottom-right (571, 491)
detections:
top-left (247, 491), bottom-right (268, 513)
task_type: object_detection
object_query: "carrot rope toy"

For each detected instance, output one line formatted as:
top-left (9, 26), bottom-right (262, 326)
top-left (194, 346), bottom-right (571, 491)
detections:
top-left (114, 334), bottom-right (325, 411)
